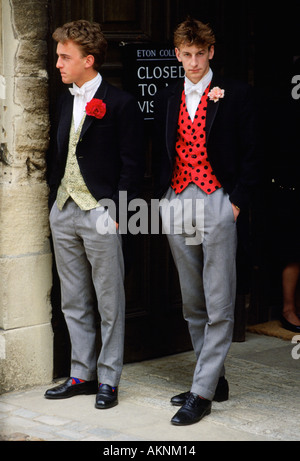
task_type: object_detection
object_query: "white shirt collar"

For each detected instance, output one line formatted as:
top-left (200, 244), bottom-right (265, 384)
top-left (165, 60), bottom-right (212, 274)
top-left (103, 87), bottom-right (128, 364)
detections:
top-left (70, 73), bottom-right (102, 131)
top-left (185, 68), bottom-right (213, 95)
top-left (70, 72), bottom-right (102, 99)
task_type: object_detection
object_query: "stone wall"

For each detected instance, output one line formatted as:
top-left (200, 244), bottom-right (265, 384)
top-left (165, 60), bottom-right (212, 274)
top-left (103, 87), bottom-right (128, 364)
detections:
top-left (0, 0), bottom-right (53, 392)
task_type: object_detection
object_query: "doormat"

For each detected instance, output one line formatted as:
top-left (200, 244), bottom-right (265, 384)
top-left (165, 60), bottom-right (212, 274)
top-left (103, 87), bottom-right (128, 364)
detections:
top-left (247, 320), bottom-right (297, 341)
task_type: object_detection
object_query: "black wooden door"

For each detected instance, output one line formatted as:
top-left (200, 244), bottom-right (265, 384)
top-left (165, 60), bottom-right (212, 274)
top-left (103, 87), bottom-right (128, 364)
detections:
top-left (48, 0), bottom-right (256, 377)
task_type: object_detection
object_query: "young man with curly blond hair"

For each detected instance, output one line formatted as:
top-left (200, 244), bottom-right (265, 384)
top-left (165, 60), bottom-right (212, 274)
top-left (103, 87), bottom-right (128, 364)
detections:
top-left (45, 20), bottom-right (144, 409)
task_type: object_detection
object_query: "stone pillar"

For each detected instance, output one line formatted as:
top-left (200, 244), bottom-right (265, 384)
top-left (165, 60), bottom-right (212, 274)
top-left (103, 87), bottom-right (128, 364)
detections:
top-left (0, 0), bottom-right (53, 392)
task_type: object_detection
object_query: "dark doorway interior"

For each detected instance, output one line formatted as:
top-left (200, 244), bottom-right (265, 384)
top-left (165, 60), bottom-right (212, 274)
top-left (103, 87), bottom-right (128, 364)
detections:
top-left (47, 0), bottom-right (300, 378)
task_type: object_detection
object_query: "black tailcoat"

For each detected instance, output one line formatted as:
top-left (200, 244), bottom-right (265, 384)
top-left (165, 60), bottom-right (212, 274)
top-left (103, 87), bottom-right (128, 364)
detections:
top-left (48, 79), bottom-right (145, 222)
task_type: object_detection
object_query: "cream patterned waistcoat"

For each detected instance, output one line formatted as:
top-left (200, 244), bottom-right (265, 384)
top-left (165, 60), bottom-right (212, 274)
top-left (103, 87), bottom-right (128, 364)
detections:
top-left (56, 116), bottom-right (99, 211)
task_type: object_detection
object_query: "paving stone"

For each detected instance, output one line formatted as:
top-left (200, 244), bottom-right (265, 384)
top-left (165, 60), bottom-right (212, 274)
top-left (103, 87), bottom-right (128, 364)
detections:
top-left (0, 334), bottom-right (298, 441)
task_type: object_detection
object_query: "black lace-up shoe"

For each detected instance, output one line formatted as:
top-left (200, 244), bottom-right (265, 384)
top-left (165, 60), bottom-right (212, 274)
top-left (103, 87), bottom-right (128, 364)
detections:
top-left (171, 393), bottom-right (211, 425)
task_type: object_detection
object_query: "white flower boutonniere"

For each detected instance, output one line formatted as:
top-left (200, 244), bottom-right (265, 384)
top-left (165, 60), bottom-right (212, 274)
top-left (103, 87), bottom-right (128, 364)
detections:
top-left (208, 86), bottom-right (225, 103)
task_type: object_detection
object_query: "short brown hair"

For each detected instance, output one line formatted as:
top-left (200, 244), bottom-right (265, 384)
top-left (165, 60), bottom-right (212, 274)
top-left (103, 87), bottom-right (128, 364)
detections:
top-left (174, 17), bottom-right (215, 49)
top-left (53, 20), bottom-right (108, 71)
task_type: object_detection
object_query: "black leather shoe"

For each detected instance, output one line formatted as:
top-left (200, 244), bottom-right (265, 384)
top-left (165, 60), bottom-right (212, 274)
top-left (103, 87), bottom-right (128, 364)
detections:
top-left (170, 391), bottom-right (190, 406)
top-left (44, 378), bottom-right (98, 399)
top-left (170, 376), bottom-right (229, 406)
top-left (171, 393), bottom-right (211, 426)
top-left (95, 384), bottom-right (118, 409)
top-left (281, 316), bottom-right (300, 333)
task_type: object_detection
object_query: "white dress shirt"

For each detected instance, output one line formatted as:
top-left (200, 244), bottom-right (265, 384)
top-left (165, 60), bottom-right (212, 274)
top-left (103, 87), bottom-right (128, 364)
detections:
top-left (184, 68), bottom-right (213, 122)
top-left (69, 72), bottom-right (102, 131)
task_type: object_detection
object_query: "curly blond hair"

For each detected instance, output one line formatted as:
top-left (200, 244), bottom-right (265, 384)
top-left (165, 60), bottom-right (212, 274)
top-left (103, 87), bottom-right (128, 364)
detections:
top-left (53, 20), bottom-right (108, 71)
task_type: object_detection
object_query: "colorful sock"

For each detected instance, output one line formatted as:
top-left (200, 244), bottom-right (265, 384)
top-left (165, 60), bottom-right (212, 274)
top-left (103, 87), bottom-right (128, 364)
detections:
top-left (99, 383), bottom-right (116, 392)
top-left (71, 377), bottom-right (85, 385)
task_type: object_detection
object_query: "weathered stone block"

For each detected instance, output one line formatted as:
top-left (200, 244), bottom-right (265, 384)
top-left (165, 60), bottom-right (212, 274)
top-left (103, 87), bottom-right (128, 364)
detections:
top-left (0, 324), bottom-right (53, 393)
top-left (15, 76), bottom-right (48, 114)
top-left (0, 183), bottom-right (50, 256)
top-left (15, 40), bottom-right (48, 76)
top-left (0, 253), bottom-right (52, 330)
top-left (11, 0), bottom-right (49, 40)
top-left (14, 112), bottom-right (50, 179)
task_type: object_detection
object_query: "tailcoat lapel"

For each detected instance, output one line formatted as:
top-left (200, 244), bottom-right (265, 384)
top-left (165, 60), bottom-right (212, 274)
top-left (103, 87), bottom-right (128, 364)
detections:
top-left (80, 79), bottom-right (109, 139)
top-left (57, 92), bottom-right (73, 153)
top-left (205, 74), bottom-right (224, 141)
top-left (57, 79), bottom-right (109, 151)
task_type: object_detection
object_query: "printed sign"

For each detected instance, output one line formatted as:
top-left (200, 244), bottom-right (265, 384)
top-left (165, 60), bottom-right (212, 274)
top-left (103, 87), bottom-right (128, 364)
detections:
top-left (121, 43), bottom-right (184, 120)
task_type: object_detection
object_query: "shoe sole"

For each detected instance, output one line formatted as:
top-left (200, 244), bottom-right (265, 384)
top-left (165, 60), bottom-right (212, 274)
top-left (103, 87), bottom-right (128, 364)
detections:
top-left (95, 400), bottom-right (118, 409)
top-left (44, 389), bottom-right (97, 399)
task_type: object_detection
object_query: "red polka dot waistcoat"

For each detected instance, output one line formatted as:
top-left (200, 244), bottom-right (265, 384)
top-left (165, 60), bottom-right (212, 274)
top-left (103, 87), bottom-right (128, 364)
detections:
top-left (171, 85), bottom-right (221, 195)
